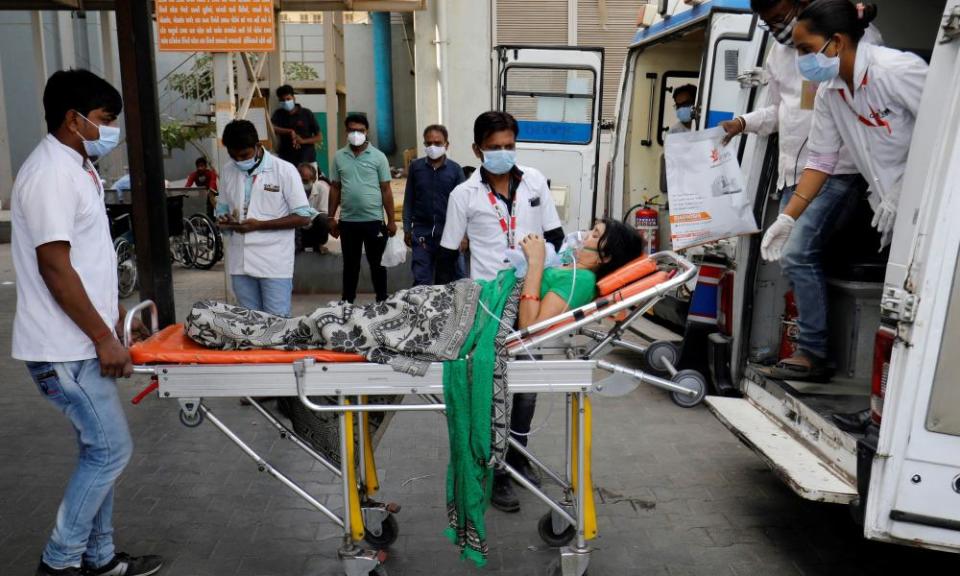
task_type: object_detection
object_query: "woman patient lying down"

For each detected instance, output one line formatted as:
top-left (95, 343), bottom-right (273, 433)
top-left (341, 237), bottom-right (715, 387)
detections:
top-left (185, 218), bottom-right (644, 375)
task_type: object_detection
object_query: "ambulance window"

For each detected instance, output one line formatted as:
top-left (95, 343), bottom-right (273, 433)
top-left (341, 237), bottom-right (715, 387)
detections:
top-left (503, 67), bottom-right (596, 145)
top-left (927, 249), bottom-right (960, 436)
top-left (657, 72), bottom-right (700, 146)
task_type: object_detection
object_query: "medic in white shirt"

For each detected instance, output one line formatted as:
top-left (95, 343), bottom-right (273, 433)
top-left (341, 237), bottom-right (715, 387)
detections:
top-left (758, 1), bottom-right (926, 381)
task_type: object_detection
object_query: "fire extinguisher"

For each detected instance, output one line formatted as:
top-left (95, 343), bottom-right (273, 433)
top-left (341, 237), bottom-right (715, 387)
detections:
top-left (779, 290), bottom-right (800, 360)
top-left (634, 205), bottom-right (659, 256)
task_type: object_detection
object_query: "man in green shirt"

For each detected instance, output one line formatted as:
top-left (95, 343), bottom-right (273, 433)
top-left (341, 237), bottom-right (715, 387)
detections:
top-left (329, 113), bottom-right (397, 302)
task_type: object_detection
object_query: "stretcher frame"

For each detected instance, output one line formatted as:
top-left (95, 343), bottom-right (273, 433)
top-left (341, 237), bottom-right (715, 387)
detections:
top-left (127, 251), bottom-right (699, 576)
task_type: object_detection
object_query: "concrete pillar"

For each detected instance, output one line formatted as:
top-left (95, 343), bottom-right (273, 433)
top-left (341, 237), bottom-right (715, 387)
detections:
top-left (56, 11), bottom-right (76, 69)
top-left (323, 11), bottom-right (345, 171)
top-left (212, 52), bottom-right (236, 170)
top-left (99, 11), bottom-right (118, 86)
top-left (0, 57), bottom-right (13, 209)
top-left (31, 12), bottom-right (48, 136)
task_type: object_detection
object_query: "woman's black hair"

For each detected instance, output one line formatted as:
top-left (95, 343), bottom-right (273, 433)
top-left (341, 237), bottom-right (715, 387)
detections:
top-left (221, 120), bottom-right (259, 151)
top-left (750, 0), bottom-right (790, 12)
top-left (473, 111), bottom-right (519, 146)
top-left (43, 69), bottom-right (123, 134)
top-left (798, 0), bottom-right (878, 42)
top-left (594, 218), bottom-right (645, 280)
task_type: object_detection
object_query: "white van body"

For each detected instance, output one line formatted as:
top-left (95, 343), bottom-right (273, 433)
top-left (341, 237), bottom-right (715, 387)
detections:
top-left (607, 0), bottom-right (960, 553)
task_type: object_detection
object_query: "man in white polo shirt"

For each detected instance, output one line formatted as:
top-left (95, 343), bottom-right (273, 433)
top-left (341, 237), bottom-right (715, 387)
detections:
top-left (437, 111), bottom-right (564, 514)
top-left (12, 69), bottom-right (162, 576)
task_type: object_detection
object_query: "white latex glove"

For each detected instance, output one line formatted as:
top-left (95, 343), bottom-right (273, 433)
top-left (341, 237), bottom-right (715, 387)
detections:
top-left (760, 213), bottom-right (796, 262)
top-left (871, 200), bottom-right (897, 251)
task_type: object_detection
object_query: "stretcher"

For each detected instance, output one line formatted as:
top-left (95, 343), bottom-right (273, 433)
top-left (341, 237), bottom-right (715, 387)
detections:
top-left (126, 251), bottom-right (701, 576)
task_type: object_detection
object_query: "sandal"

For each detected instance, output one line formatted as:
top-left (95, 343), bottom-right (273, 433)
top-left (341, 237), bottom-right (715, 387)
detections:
top-left (769, 351), bottom-right (834, 383)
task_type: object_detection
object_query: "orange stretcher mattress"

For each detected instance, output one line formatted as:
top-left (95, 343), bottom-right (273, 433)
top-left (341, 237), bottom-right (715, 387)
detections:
top-left (130, 324), bottom-right (366, 365)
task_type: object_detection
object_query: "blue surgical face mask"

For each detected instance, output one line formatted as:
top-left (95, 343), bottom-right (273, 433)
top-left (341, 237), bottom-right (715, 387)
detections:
top-left (77, 113), bottom-right (121, 158)
top-left (676, 106), bottom-right (694, 124)
top-left (798, 39), bottom-right (840, 83)
top-left (481, 149), bottom-right (516, 175)
top-left (233, 149), bottom-right (260, 172)
top-left (282, 99), bottom-right (296, 112)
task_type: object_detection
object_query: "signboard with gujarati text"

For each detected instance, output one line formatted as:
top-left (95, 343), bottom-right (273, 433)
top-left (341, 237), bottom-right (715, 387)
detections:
top-left (157, 0), bottom-right (275, 52)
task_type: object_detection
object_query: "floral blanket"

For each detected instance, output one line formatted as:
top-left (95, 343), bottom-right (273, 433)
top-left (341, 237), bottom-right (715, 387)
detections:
top-left (185, 279), bottom-right (481, 376)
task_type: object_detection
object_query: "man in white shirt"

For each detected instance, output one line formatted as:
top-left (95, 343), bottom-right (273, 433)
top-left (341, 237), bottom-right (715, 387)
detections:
top-left (719, 0), bottom-right (880, 381)
top-left (437, 111), bottom-right (564, 513)
top-left (12, 69), bottom-right (162, 576)
top-left (215, 120), bottom-right (315, 317)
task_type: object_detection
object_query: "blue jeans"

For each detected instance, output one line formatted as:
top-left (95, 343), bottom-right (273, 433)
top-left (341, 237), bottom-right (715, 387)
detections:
top-left (779, 174), bottom-right (866, 359)
top-left (25, 359), bottom-right (133, 570)
top-left (231, 275), bottom-right (293, 317)
top-left (410, 225), bottom-right (466, 286)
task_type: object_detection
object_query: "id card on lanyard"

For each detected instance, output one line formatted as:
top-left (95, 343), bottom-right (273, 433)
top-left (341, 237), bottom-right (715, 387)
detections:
top-left (486, 190), bottom-right (516, 249)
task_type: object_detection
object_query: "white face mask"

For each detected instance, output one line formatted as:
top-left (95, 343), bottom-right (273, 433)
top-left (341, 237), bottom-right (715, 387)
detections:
top-left (425, 145), bottom-right (446, 160)
top-left (348, 131), bottom-right (367, 147)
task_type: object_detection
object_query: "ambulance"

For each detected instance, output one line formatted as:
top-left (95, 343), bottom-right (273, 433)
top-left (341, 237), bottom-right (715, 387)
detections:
top-left (597, 0), bottom-right (960, 553)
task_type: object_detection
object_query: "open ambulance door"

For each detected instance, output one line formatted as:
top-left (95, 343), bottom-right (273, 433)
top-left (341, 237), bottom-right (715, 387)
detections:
top-left (494, 45), bottom-right (604, 232)
top-left (864, 6), bottom-right (960, 550)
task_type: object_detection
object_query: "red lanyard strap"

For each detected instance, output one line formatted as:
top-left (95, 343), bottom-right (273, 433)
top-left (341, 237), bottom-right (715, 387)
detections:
top-left (837, 71), bottom-right (892, 135)
top-left (486, 190), bottom-right (516, 248)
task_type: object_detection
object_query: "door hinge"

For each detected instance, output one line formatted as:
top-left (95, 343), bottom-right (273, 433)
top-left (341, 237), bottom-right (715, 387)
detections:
top-left (941, 6), bottom-right (960, 44)
top-left (881, 287), bottom-right (918, 323)
top-left (737, 68), bottom-right (767, 88)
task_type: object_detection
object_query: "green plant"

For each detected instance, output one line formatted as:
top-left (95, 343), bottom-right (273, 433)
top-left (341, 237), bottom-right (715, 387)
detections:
top-left (284, 61), bottom-right (320, 81)
top-left (160, 120), bottom-right (216, 156)
top-left (167, 54), bottom-right (214, 102)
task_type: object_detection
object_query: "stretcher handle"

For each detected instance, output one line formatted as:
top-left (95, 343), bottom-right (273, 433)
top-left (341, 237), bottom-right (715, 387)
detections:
top-left (123, 300), bottom-right (159, 348)
top-left (131, 377), bottom-right (159, 405)
top-left (505, 251), bottom-right (698, 353)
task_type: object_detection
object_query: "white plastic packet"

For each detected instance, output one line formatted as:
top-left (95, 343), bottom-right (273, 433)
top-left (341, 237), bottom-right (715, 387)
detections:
top-left (664, 127), bottom-right (759, 250)
top-left (381, 234), bottom-right (407, 268)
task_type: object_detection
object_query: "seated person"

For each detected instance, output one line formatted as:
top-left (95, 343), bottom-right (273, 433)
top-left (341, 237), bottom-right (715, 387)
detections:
top-left (669, 84), bottom-right (698, 134)
top-left (297, 162), bottom-right (332, 254)
top-left (186, 156), bottom-right (219, 217)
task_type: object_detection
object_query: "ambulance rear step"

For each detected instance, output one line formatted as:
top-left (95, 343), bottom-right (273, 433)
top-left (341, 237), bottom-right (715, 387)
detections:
top-left (706, 396), bottom-right (857, 504)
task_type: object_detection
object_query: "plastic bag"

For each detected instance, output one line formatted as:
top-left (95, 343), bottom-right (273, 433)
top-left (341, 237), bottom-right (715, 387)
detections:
top-left (664, 127), bottom-right (759, 250)
top-left (381, 234), bottom-right (407, 268)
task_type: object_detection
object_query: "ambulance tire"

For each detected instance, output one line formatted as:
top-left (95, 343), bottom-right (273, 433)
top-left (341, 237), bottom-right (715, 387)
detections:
top-left (538, 512), bottom-right (576, 547)
top-left (670, 369), bottom-right (707, 408)
top-left (364, 514), bottom-right (399, 549)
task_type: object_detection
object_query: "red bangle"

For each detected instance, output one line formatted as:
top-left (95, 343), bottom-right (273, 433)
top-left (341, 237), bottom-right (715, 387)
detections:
top-left (520, 293), bottom-right (541, 302)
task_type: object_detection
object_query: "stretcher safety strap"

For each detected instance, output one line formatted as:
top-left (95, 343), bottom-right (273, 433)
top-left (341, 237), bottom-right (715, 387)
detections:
top-left (360, 396), bottom-right (380, 496)
top-left (343, 400), bottom-right (365, 542)
top-left (570, 395), bottom-right (597, 541)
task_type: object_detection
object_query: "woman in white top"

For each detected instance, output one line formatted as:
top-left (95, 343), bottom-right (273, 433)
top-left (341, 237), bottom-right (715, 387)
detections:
top-left (761, 0), bottom-right (928, 379)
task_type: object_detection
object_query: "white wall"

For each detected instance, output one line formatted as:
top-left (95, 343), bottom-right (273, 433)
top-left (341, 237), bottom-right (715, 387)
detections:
top-left (414, 0), bottom-right (493, 170)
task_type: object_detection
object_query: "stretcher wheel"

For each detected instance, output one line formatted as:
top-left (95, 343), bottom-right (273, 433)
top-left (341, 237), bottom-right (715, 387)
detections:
top-left (364, 513), bottom-right (399, 549)
top-left (179, 408), bottom-right (204, 428)
top-left (670, 369), bottom-right (707, 408)
top-left (645, 340), bottom-right (680, 375)
top-left (538, 512), bottom-right (575, 547)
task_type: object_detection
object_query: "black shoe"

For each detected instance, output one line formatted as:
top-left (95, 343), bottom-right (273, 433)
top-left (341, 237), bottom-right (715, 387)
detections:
top-left (36, 561), bottom-right (82, 576)
top-left (513, 460), bottom-right (543, 488)
top-left (832, 409), bottom-right (872, 433)
top-left (83, 553), bottom-right (163, 576)
top-left (490, 475), bottom-right (520, 513)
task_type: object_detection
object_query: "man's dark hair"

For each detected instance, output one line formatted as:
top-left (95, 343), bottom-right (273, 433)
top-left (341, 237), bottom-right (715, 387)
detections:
top-left (345, 113), bottom-right (370, 129)
top-left (221, 120), bottom-right (259, 150)
top-left (43, 69), bottom-right (123, 134)
top-left (195, 156), bottom-right (208, 167)
top-left (473, 111), bottom-right (519, 146)
top-left (276, 84), bottom-right (295, 98)
top-left (799, 0), bottom-right (877, 43)
top-left (673, 84), bottom-right (698, 103)
top-left (423, 124), bottom-right (449, 141)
